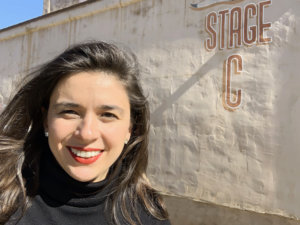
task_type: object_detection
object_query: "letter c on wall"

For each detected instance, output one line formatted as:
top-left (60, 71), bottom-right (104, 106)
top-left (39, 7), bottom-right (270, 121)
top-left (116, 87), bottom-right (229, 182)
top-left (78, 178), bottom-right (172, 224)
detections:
top-left (223, 54), bottom-right (242, 110)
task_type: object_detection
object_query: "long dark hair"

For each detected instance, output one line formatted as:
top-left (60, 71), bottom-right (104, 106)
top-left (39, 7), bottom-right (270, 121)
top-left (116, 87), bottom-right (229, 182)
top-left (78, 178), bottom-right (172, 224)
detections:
top-left (0, 41), bottom-right (168, 224)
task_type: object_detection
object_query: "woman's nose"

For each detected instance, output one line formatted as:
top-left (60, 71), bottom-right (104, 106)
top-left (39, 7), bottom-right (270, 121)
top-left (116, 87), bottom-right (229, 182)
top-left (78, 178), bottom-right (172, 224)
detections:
top-left (74, 114), bottom-right (99, 142)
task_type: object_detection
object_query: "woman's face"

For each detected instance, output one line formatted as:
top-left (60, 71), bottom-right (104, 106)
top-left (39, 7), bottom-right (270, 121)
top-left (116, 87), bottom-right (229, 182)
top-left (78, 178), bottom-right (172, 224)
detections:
top-left (45, 71), bottom-right (131, 182)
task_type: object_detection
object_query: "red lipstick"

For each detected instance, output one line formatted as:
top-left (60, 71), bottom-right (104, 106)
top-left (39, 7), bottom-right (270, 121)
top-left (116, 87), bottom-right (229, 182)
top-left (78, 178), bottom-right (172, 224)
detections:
top-left (67, 146), bottom-right (103, 165)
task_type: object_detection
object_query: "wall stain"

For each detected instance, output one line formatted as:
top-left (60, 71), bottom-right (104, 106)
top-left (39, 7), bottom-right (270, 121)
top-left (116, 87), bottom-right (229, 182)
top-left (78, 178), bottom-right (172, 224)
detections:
top-left (132, 1), bottom-right (153, 17)
top-left (25, 29), bottom-right (33, 73)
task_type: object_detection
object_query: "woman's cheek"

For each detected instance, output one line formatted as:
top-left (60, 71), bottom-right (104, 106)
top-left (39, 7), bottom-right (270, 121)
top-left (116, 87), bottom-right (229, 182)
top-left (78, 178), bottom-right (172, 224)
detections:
top-left (48, 118), bottom-right (77, 143)
top-left (103, 123), bottom-right (130, 145)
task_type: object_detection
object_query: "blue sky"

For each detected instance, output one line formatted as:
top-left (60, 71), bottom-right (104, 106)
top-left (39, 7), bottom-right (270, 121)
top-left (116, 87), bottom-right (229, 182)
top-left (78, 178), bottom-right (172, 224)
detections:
top-left (0, 0), bottom-right (43, 29)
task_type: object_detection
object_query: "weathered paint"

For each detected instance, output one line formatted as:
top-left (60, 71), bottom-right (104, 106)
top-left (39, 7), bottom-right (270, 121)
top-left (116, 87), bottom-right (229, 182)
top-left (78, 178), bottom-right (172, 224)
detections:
top-left (43, 0), bottom-right (89, 14)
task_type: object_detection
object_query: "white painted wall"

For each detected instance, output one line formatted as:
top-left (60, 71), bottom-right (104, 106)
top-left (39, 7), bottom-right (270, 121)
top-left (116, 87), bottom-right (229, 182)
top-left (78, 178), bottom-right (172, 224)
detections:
top-left (0, 0), bottom-right (299, 221)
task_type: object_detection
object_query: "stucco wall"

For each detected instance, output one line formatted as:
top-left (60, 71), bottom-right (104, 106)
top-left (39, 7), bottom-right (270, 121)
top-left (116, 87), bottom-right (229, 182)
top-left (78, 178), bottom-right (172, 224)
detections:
top-left (0, 0), bottom-right (299, 223)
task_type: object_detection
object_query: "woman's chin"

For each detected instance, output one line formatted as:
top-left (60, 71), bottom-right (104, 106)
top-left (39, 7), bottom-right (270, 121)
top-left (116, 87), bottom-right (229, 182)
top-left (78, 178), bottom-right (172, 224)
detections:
top-left (67, 168), bottom-right (106, 183)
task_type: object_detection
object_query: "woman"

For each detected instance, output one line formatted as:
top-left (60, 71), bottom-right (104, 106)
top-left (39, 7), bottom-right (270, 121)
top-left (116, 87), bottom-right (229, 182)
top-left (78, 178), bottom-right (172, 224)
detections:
top-left (0, 41), bottom-right (170, 225)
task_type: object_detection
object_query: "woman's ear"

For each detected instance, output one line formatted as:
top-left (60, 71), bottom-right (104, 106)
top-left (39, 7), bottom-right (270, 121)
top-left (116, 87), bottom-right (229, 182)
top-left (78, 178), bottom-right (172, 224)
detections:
top-left (125, 123), bottom-right (132, 143)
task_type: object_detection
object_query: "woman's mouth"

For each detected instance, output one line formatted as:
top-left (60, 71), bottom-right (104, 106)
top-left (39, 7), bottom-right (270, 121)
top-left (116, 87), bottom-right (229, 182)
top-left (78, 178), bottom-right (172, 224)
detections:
top-left (67, 146), bottom-right (104, 164)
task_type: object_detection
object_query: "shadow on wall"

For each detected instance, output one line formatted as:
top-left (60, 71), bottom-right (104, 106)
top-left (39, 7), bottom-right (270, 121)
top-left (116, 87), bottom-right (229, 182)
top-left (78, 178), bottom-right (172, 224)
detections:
top-left (150, 52), bottom-right (221, 126)
top-left (164, 195), bottom-right (300, 225)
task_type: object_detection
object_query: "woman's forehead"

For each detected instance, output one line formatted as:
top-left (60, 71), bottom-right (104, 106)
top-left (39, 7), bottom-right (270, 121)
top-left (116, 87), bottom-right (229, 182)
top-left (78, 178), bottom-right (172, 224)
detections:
top-left (50, 71), bottom-right (130, 107)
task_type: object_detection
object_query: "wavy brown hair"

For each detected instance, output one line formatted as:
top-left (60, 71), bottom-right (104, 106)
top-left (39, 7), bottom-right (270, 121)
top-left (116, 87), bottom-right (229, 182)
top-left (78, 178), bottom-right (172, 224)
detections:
top-left (0, 41), bottom-right (168, 224)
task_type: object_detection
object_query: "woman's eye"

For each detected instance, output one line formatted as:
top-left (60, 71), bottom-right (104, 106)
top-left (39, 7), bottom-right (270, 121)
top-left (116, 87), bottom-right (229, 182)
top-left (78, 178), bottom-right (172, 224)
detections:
top-left (101, 112), bottom-right (118, 119)
top-left (59, 110), bottom-right (79, 118)
top-left (60, 110), bottom-right (77, 114)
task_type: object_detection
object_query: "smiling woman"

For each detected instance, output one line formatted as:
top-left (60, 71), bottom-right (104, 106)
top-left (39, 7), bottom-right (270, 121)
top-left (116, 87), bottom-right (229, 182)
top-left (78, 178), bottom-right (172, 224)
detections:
top-left (46, 71), bottom-right (132, 183)
top-left (0, 42), bottom-right (171, 225)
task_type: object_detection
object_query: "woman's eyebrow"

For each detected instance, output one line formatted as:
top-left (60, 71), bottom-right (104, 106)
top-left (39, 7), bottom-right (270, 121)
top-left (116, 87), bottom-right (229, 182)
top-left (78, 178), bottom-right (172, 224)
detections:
top-left (53, 102), bottom-right (80, 109)
top-left (53, 102), bottom-right (124, 114)
top-left (98, 105), bottom-right (124, 114)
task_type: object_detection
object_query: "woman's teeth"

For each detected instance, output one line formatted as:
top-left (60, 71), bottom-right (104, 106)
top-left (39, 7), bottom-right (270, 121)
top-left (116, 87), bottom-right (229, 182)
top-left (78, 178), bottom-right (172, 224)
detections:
top-left (70, 148), bottom-right (102, 158)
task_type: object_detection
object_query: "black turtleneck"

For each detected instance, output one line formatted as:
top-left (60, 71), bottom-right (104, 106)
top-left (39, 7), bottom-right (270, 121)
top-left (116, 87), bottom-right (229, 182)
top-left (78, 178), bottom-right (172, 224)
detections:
top-left (7, 149), bottom-right (171, 225)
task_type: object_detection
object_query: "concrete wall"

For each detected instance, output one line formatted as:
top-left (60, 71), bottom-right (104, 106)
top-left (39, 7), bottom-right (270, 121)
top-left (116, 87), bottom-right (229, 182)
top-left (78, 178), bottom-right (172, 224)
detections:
top-left (0, 0), bottom-right (299, 224)
top-left (43, 0), bottom-right (89, 14)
